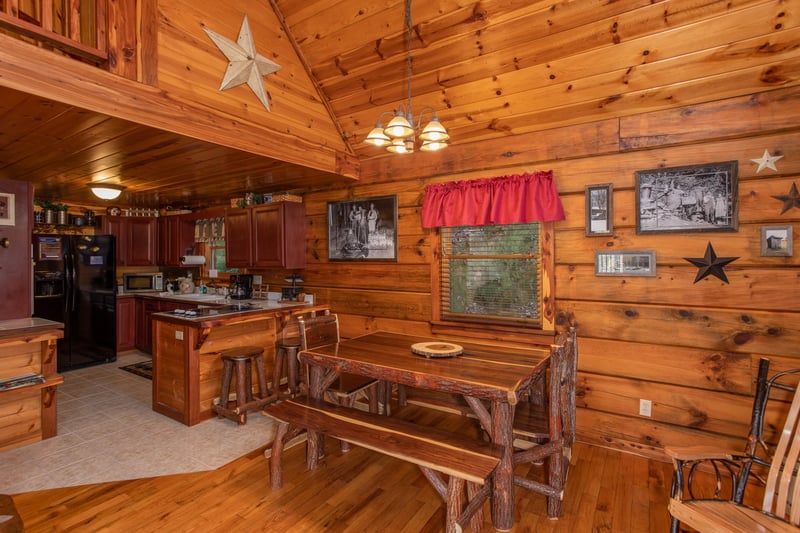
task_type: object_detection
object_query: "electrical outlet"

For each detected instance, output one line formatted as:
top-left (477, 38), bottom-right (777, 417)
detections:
top-left (175, 330), bottom-right (184, 340)
top-left (639, 399), bottom-right (652, 417)
top-left (253, 275), bottom-right (263, 285)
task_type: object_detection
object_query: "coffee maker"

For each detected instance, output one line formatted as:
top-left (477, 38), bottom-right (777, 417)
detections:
top-left (229, 274), bottom-right (253, 300)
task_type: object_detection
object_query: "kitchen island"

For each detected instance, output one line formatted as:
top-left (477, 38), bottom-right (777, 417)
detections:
top-left (151, 300), bottom-right (328, 426)
top-left (0, 317), bottom-right (64, 451)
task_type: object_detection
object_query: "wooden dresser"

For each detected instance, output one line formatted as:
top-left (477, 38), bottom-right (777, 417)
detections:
top-left (0, 318), bottom-right (64, 451)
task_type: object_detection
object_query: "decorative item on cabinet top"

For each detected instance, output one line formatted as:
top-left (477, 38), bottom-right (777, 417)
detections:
top-left (230, 192), bottom-right (302, 208)
top-left (195, 217), bottom-right (225, 243)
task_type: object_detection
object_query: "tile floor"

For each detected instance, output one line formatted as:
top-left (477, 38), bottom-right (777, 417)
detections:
top-left (0, 352), bottom-right (276, 495)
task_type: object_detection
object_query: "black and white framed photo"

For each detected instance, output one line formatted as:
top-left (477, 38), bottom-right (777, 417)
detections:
top-left (327, 195), bottom-right (398, 261)
top-left (635, 161), bottom-right (738, 234)
top-left (595, 250), bottom-right (656, 277)
top-left (585, 183), bottom-right (613, 236)
top-left (0, 193), bottom-right (15, 226)
top-left (761, 225), bottom-right (793, 257)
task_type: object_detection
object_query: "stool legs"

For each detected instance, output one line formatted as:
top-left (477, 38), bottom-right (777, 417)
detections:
top-left (273, 345), bottom-right (300, 398)
top-left (214, 349), bottom-right (274, 425)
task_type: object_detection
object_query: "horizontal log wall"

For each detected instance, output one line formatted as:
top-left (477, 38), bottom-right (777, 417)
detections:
top-left (286, 86), bottom-right (800, 461)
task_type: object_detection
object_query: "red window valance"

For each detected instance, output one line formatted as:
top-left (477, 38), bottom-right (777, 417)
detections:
top-left (421, 171), bottom-right (565, 228)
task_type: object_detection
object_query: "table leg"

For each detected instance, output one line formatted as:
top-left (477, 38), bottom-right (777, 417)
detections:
top-left (491, 400), bottom-right (515, 531)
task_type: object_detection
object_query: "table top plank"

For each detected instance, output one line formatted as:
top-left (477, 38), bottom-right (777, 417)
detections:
top-left (300, 331), bottom-right (550, 404)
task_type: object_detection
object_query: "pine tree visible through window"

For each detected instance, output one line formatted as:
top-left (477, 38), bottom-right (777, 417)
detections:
top-left (440, 223), bottom-right (544, 327)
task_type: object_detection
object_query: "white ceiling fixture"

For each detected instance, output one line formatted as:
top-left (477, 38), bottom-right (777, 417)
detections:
top-left (364, 0), bottom-right (448, 154)
top-left (89, 183), bottom-right (125, 200)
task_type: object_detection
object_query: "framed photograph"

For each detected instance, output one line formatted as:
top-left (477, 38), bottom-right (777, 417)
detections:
top-left (595, 250), bottom-right (656, 277)
top-left (0, 193), bottom-right (15, 226)
top-left (585, 183), bottom-right (613, 236)
top-left (327, 195), bottom-right (398, 261)
top-left (635, 161), bottom-right (738, 234)
top-left (761, 225), bottom-right (793, 257)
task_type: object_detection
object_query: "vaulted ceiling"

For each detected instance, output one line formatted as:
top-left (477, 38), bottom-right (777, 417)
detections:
top-left (0, 0), bottom-right (786, 207)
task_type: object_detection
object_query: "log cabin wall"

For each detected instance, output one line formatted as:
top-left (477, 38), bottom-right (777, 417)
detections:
top-left (268, 85), bottom-right (800, 462)
top-left (0, 0), bottom-right (797, 462)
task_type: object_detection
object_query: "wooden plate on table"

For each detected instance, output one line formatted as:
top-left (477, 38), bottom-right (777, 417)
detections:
top-left (411, 342), bottom-right (463, 358)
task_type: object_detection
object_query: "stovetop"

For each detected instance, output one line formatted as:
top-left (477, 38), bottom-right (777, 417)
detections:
top-left (171, 303), bottom-right (259, 317)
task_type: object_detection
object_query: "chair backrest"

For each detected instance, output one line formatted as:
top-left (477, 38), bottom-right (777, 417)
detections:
top-left (278, 307), bottom-right (330, 344)
top-left (547, 326), bottom-right (577, 445)
top-left (761, 369), bottom-right (800, 524)
top-left (297, 313), bottom-right (340, 351)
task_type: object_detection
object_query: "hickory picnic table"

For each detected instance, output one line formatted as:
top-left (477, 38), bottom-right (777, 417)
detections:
top-left (299, 330), bottom-right (551, 531)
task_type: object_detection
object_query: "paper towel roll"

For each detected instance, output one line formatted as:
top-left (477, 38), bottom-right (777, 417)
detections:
top-left (180, 255), bottom-right (206, 265)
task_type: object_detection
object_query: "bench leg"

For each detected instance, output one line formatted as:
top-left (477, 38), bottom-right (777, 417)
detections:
top-left (466, 482), bottom-right (484, 532)
top-left (445, 477), bottom-right (465, 533)
top-left (269, 422), bottom-right (289, 490)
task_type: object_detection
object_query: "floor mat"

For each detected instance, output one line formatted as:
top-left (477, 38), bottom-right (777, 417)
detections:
top-left (119, 360), bottom-right (152, 380)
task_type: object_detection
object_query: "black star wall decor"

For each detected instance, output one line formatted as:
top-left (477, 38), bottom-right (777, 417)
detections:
top-left (771, 182), bottom-right (800, 215)
top-left (684, 242), bottom-right (739, 284)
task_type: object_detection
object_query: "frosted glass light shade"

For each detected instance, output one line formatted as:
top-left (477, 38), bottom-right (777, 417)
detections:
top-left (364, 126), bottom-right (391, 147)
top-left (419, 118), bottom-right (449, 142)
top-left (420, 140), bottom-right (447, 152)
top-left (90, 183), bottom-right (125, 200)
top-left (384, 114), bottom-right (414, 139)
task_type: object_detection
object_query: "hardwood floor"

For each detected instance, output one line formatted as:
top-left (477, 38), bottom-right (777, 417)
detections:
top-left (12, 405), bottom-right (677, 532)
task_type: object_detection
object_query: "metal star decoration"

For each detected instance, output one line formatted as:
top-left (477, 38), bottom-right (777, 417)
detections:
top-left (772, 182), bottom-right (800, 214)
top-left (202, 16), bottom-right (282, 111)
top-left (684, 242), bottom-right (739, 284)
top-left (751, 149), bottom-right (783, 173)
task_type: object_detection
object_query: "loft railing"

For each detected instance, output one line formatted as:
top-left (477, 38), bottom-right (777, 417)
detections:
top-left (0, 0), bottom-right (108, 64)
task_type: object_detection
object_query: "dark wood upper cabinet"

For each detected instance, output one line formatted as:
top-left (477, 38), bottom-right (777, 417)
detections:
top-left (225, 203), bottom-right (305, 269)
top-left (157, 215), bottom-right (195, 266)
top-left (101, 216), bottom-right (157, 267)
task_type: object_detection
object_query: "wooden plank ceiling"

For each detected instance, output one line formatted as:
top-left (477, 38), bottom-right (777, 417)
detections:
top-left (0, 0), bottom-right (789, 207)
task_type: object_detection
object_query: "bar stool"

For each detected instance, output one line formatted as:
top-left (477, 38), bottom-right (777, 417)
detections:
top-left (214, 346), bottom-right (274, 425)
top-left (273, 325), bottom-right (301, 398)
top-left (273, 307), bottom-right (329, 398)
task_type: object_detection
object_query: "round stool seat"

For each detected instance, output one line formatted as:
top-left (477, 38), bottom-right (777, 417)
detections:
top-left (220, 345), bottom-right (264, 361)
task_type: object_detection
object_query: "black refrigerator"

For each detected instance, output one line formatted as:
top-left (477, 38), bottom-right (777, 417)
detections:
top-left (32, 235), bottom-right (117, 372)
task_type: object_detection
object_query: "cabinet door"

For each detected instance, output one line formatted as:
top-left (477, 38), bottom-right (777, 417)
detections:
top-left (224, 208), bottom-right (252, 267)
top-left (251, 203), bottom-right (306, 268)
top-left (158, 216), bottom-right (195, 266)
top-left (281, 202), bottom-right (307, 269)
top-left (116, 297), bottom-right (136, 352)
top-left (126, 218), bottom-right (157, 266)
top-left (102, 216), bottom-right (127, 266)
top-left (251, 204), bottom-right (282, 267)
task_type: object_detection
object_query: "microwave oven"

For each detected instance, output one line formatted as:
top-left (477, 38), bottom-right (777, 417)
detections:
top-left (122, 272), bottom-right (163, 293)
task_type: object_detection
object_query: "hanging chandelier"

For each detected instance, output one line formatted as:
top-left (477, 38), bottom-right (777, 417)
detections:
top-left (363, 0), bottom-right (449, 154)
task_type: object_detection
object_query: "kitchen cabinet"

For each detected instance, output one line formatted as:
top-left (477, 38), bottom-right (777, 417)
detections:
top-left (101, 216), bottom-right (158, 267)
top-left (116, 296), bottom-right (136, 352)
top-left (157, 215), bottom-right (195, 266)
top-left (224, 202), bottom-right (306, 269)
top-left (135, 297), bottom-right (195, 354)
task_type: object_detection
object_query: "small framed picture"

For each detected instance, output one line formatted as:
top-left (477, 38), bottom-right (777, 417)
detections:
top-left (0, 193), bottom-right (15, 226)
top-left (586, 183), bottom-right (613, 236)
top-left (761, 225), bottom-right (793, 257)
top-left (327, 195), bottom-right (398, 261)
top-left (635, 161), bottom-right (738, 234)
top-left (595, 250), bottom-right (657, 277)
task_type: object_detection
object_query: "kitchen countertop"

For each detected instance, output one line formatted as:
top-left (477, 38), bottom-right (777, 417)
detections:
top-left (151, 299), bottom-right (321, 326)
top-left (0, 317), bottom-right (64, 337)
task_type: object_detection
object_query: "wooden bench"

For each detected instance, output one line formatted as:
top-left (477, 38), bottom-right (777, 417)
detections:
top-left (264, 396), bottom-right (503, 533)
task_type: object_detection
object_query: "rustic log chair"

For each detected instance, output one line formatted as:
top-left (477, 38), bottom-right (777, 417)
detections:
top-left (511, 326), bottom-right (577, 519)
top-left (296, 313), bottom-right (381, 450)
top-left (667, 360), bottom-right (800, 532)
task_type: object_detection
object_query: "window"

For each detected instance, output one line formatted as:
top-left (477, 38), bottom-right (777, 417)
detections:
top-left (437, 222), bottom-right (553, 329)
